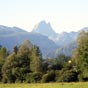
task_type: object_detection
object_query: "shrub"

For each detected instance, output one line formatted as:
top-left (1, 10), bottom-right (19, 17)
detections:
top-left (41, 70), bottom-right (56, 83)
top-left (56, 69), bottom-right (78, 82)
top-left (25, 72), bottom-right (42, 83)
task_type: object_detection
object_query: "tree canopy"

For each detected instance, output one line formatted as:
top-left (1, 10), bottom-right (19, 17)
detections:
top-left (72, 31), bottom-right (88, 81)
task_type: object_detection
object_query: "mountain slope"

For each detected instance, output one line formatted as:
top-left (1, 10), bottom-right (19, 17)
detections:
top-left (47, 41), bottom-right (77, 58)
top-left (0, 25), bottom-right (58, 57)
top-left (48, 27), bottom-right (88, 58)
top-left (53, 31), bottom-right (78, 46)
top-left (31, 21), bottom-right (78, 47)
top-left (0, 23), bottom-right (88, 58)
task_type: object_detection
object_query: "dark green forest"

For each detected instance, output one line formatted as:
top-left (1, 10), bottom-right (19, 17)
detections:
top-left (0, 31), bottom-right (88, 83)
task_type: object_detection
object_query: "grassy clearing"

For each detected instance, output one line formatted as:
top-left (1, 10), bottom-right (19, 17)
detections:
top-left (0, 82), bottom-right (88, 88)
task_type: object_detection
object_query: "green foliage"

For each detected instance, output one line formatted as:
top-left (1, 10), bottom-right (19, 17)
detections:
top-left (18, 40), bottom-right (32, 57)
top-left (2, 53), bottom-right (17, 83)
top-left (72, 31), bottom-right (88, 81)
top-left (0, 47), bottom-right (8, 59)
top-left (41, 70), bottom-right (56, 83)
top-left (56, 69), bottom-right (78, 82)
top-left (0, 47), bottom-right (8, 81)
top-left (42, 61), bottom-right (49, 73)
top-left (0, 59), bottom-right (4, 81)
top-left (53, 54), bottom-right (70, 70)
top-left (55, 54), bottom-right (70, 64)
top-left (26, 72), bottom-right (42, 83)
top-left (2, 53), bottom-right (30, 83)
top-left (1, 32), bottom-right (88, 83)
top-left (1, 40), bottom-right (44, 83)
top-left (13, 46), bottom-right (18, 54)
top-left (30, 46), bottom-right (42, 72)
top-left (78, 69), bottom-right (88, 81)
top-left (2, 40), bottom-right (31, 83)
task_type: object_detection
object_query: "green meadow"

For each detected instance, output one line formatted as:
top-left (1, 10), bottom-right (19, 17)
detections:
top-left (0, 82), bottom-right (88, 88)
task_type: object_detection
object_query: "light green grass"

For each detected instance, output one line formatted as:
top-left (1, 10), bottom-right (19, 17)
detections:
top-left (0, 82), bottom-right (88, 88)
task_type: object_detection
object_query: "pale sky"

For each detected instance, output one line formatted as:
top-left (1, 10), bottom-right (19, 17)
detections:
top-left (0, 0), bottom-right (88, 33)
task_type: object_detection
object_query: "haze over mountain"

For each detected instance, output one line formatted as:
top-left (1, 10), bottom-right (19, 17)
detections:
top-left (31, 21), bottom-right (78, 47)
top-left (0, 25), bottom-right (58, 58)
top-left (80, 27), bottom-right (88, 32)
top-left (53, 31), bottom-right (78, 46)
top-left (0, 21), bottom-right (88, 58)
top-left (31, 21), bottom-right (88, 57)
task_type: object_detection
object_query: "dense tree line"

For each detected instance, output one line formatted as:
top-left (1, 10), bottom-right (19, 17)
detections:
top-left (72, 31), bottom-right (88, 81)
top-left (0, 31), bottom-right (88, 83)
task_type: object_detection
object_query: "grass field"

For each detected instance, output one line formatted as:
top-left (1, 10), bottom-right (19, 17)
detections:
top-left (0, 82), bottom-right (88, 88)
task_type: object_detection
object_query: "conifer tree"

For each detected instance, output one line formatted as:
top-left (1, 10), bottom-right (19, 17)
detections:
top-left (30, 46), bottom-right (42, 72)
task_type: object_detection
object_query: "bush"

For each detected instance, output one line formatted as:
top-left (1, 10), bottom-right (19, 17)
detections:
top-left (78, 74), bottom-right (84, 82)
top-left (78, 70), bottom-right (88, 82)
top-left (56, 69), bottom-right (78, 82)
top-left (25, 72), bottom-right (42, 83)
top-left (41, 70), bottom-right (56, 83)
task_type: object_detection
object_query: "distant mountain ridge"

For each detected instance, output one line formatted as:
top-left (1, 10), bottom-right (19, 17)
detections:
top-left (31, 21), bottom-right (79, 46)
top-left (31, 21), bottom-right (88, 57)
top-left (0, 25), bottom-right (58, 58)
top-left (32, 21), bottom-right (88, 46)
top-left (0, 21), bottom-right (88, 58)
top-left (0, 25), bottom-right (26, 35)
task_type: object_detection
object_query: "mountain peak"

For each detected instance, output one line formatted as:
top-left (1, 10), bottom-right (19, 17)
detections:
top-left (39, 20), bottom-right (46, 24)
top-left (32, 20), bottom-right (57, 37)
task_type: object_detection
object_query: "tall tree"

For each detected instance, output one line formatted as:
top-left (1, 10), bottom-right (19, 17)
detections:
top-left (72, 31), bottom-right (88, 81)
top-left (18, 40), bottom-right (32, 57)
top-left (13, 46), bottom-right (18, 54)
top-left (2, 53), bottom-right (17, 83)
top-left (2, 40), bottom-right (32, 83)
top-left (30, 46), bottom-right (42, 72)
top-left (0, 47), bottom-right (8, 81)
top-left (0, 47), bottom-right (8, 59)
